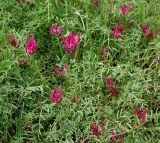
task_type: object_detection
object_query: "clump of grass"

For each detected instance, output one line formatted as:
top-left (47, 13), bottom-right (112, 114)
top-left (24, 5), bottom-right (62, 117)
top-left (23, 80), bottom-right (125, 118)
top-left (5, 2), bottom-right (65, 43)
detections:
top-left (0, 0), bottom-right (160, 143)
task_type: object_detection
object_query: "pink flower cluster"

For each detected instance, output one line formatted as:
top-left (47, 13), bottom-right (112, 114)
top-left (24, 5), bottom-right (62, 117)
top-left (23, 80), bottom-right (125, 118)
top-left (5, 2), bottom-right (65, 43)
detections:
top-left (8, 32), bottom-right (21, 48)
top-left (134, 107), bottom-right (148, 123)
top-left (104, 77), bottom-right (119, 96)
top-left (111, 130), bottom-right (124, 143)
top-left (18, 58), bottom-right (28, 65)
top-left (98, 47), bottom-right (108, 56)
top-left (26, 36), bottom-right (37, 54)
top-left (62, 32), bottom-right (81, 55)
top-left (49, 23), bottom-right (63, 36)
top-left (140, 23), bottom-right (158, 38)
top-left (95, 0), bottom-right (99, 9)
top-left (91, 122), bottom-right (104, 136)
top-left (50, 87), bottom-right (63, 103)
top-left (54, 63), bottom-right (68, 76)
top-left (91, 122), bottom-right (125, 142)
top-left (113, 23), bottom-right (125, 38)
top-left (120, 3), bottom-right (131, 15)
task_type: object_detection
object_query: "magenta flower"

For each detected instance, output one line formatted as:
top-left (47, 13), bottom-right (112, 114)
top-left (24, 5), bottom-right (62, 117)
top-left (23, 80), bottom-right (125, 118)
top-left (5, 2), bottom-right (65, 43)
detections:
top-left (18, 58), bottom-right (28, 65)
top-left (140, 23), bottom-right (159, 38)
top-left (54, 66), bottom-right (61, 75)
top-left (54, 63), bottom-right (68, 76)
top-left (50, 87), bottom-right (63, 103)
top-left (77, 136), bottom-right (85, 143)
top-left (26, 36), bottom-right (37, 54)
top-left (91, 122), bottom-right (104, 136)
top-left (49, 23), bottom-right (62, 36)
top-left (111, 130), bottom-right (124, 143)
top-left (140, 23), bottom-right (147, 30)
top-left (63, 63), bottom-right (68, 71)
top-left (98, 47), bottom-right (108, 56)
top-left (144, 28), bottom-right (152, 38)
top-left (104, 77), bottom-right (114, 88)
top-left (135, 122), bottom-right (140, 128)
top-left (140, 23), bottom-right (152, 38)
top-left (110, 88), bottom-right (118, 96)
top-left (8, 32), bottom-right (20, 48)
top-left (103, 47), bottom-right (108, 54)
top-left (112, 23), bottom-right (125, 38)
top-left (80, 136), bottom-right (85, 143)
top-left (95, 0), bottom-right (99, 9)
top-left (118, 23), bottom-right (125, 32)
top-left (120, 3), bottom-right (131, 15)
top-left (62, 32), bottom-right (81, 55)
top-left (113, 25), bottom-right (121, 38)
top-left (134, 107), bottom-right (148, 122)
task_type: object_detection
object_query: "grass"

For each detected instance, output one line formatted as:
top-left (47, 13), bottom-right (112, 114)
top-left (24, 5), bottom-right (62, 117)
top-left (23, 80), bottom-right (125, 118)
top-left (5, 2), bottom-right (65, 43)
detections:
top-left (0, 0), bottom-right (160, 142)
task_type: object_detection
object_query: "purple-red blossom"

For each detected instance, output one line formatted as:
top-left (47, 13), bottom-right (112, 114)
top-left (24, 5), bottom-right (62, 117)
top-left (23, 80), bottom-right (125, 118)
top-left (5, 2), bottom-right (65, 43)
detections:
top-left (50, 87), bottom-right (63, 103)
top-left (104, 76), bottom-right (119, 96)
top-left (26, 36), bottom-right (37, 54)
top-left (63, 63), bottom-right (68, 71)
top-left (135, 122), bottom-right (140, 128)
top-left (62, 32), bottom-right (81, 55)
top-left (49, 23), bottom-right (62, 36)
top-left (110, 87), bottom-right (118, 96)
top-left (104, 77), bottom-right (114, 88)
top-left (103, 47), bottom-right (108, 54)
top-left (18, 58), bottom-right (28, 65)
top-left (118, 23), bottom-right (125, 32)
top-left (8, 32), bottom-right (20, 48)
top-left (54, 63), bottom-right (68, 76)
top-left (144, 28), bottom-right (152, 38)
top-left (120, 3), bottom-right (131, 15)
top-left (140, 23), bottom-right (147, 30)
top-left (98, 47), bottom-right (108, 56)
top-left (111, 130), bottom-right (124, 143)
top-left (112, 24), bottom-right (124, 38)
top-left (113, 25), bottom-right (121, 38)
top-left (140, 23), bottom-right (153, 38)
top-left (54, 66), bottom-right (61, 75)
top-left (91, 122), bottom-right (104, 136)
top-left (95, 0), bottom-right (99, 9)
top-left (140, 23), bottom-right (159, 38)
top-left (134, 107), bottom-right (148, 122)
top-left (80, 136), bottom-right (85, 143)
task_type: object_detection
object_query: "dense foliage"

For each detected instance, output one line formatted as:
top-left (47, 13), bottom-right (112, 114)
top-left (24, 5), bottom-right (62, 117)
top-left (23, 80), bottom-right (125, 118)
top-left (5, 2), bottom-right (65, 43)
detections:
top-left (0, 0), bottom-right (160, 143)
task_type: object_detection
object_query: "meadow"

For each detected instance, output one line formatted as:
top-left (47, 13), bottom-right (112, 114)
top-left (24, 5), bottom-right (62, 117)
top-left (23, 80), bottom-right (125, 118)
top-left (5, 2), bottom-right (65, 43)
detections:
top-left (0, 0), bottom-right (160, 142)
